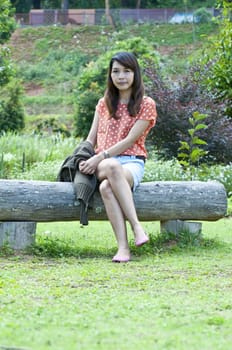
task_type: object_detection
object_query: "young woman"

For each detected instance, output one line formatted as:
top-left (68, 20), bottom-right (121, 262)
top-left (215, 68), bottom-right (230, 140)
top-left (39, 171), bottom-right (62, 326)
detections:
top-left (79, 51), bottom-right (157, 262)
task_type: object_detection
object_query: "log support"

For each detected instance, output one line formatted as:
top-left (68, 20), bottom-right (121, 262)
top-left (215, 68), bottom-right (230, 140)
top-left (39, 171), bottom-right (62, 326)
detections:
top-left (161, 220), bottom-right (202, 236)
top-left (0, 222), bottom-right (36, 249)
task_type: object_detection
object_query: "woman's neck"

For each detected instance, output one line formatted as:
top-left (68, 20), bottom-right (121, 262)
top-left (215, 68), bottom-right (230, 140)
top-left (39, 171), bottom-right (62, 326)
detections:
top-left (119, 92), bottom-right (131, 104)
top-left (119, 98), bottom-right (129, 104)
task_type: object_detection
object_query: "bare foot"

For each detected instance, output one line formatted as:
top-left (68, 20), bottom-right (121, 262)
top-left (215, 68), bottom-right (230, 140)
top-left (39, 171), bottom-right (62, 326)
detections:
top-left (112, 248), bottom-right (130, 263)
top-left (133, 223), bottom-right (149, 247)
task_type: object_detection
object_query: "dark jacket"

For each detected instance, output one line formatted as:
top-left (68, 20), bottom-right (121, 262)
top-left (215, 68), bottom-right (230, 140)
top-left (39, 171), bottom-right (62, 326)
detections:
top-left (57, 140), bottom-right (97, 225)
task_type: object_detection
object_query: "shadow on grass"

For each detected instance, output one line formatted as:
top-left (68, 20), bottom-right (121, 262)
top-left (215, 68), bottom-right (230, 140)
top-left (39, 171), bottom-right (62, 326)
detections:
top-left (1, 230), bottom-right (230, 259)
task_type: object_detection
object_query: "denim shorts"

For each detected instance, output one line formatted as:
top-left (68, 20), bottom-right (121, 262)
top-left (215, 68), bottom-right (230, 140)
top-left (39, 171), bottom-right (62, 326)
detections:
top-left (113, 155), bottom-right (145, 191)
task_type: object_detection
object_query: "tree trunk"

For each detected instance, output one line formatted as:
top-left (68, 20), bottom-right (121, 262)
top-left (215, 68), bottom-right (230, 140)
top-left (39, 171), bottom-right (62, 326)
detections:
top-left (136, 0), bottom-right (141, 9)
top-left (0, 180), bottom-right (227, 222)
top-left (61, 0), bottom-right (69, 10)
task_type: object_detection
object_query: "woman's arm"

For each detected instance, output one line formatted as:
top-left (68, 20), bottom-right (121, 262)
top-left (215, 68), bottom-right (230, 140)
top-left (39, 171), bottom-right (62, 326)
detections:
top-left (78, 112), bottom-right (98, 173)
top-left (86, 111), bottom-right (99, 148)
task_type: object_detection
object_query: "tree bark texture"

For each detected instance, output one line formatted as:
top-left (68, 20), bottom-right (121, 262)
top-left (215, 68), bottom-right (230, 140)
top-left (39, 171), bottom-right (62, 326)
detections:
top-left (0, 180), bottom-right (227, 222)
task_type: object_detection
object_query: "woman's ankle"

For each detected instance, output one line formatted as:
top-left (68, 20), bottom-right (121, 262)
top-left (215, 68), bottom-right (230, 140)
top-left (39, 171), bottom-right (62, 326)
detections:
top-left (112, 248), bottom-right (131, 263)
top-left (132, 223), bottom-right (148, 242)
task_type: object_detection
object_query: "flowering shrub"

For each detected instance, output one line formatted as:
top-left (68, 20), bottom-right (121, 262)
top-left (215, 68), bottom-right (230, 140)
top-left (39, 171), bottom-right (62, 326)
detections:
top-left (145, 63), bottom-right (232, 164)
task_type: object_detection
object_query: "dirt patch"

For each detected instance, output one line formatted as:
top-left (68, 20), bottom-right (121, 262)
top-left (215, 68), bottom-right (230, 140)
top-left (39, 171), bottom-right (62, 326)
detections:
top-left (9, 28), bottom-right (36, 62)
top-left (24, 82), bottom-right (45, 96)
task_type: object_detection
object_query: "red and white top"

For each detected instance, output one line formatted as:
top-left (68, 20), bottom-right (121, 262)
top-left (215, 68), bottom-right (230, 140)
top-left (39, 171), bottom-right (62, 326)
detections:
top-left (95, 96), bottom-right (157, 158)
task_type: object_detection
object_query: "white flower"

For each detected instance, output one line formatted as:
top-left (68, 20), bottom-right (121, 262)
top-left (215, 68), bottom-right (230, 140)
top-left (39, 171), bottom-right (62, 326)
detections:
top-left (3, 153), bottom-right (15, 162)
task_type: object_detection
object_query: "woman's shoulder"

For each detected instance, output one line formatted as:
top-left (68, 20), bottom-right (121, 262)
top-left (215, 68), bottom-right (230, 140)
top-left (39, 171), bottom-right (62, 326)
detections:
top-left (96, 97), bottom-right (110, 118)
top-left (142, 96), bottom-right (156, 106)
top-left (137, 96), bottom-right (157, 121)
top-left (96, 97), bottom-right (107, 111)
top-left (96, 97), bottom-right (105, 106)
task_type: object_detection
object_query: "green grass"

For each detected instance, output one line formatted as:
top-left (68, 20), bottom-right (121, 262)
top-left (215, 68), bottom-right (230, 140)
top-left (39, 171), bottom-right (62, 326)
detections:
top-left (11, 23), bottom-right (217, 63)
top-left (116, 22), bottom-right (217, 46)
top-left (0, 219), bottom-right (231, 350)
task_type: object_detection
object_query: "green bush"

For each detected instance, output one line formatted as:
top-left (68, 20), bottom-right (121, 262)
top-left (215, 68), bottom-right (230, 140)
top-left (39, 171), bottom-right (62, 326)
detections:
top-left (0, 80), bottom-right (25, 133)
top-left (73, 36), bottom-right (159, 138)
top-left (21, 49), bottom-right (89, 84)
top-left (0, 133), bottom-right (77, 179)
top-left (0, 1), bottom-right (24, 134)
top-left (144, 158), bottom-right (232, 197)
top-left (202, 0), bottom-right (232, 116)
top-left (145, 63), bottom-right (232, 164)
top-left (34, 117), bottom-right (71, 137)
top-left (0, 46), bottom-right (15, 86)
top-left (193, 8), bottom-right (212, 23)
top-left (0, 0), bottom-right (15, 44)
top-left (0, 0), bottom-right (16, 86)
top-left (14, 160), bottom-right (62, 182)
top-left (74, 82), bottom-right (102, 138)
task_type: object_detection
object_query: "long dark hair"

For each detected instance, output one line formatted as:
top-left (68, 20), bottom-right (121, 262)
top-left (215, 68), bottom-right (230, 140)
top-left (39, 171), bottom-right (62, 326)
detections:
top-left (104, 52), bottom-right (144, 119)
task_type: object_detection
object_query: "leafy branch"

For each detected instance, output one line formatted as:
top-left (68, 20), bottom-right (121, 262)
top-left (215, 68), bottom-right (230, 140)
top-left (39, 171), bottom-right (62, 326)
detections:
top-left (178, 111), bottom-right (208, 170)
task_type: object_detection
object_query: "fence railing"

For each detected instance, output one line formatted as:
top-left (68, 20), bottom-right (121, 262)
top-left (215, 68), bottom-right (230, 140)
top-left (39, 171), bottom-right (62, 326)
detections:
top-left (15, 8), bottom-right (219, 27)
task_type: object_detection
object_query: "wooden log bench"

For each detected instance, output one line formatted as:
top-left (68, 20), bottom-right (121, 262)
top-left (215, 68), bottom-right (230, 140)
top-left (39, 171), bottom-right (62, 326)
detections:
top-left (0, 179), bottom-right (228, 249)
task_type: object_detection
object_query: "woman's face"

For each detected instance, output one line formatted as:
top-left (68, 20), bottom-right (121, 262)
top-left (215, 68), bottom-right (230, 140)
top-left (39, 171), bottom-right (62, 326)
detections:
top-left (111, 61), bottom-right (134, 93)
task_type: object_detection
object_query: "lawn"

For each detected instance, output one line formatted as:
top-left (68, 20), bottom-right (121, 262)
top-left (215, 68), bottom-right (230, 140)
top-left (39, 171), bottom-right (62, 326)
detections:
top-left (0, 219), bottom-right (231, 350)
top-left (1, 20), bottom-right (231, 350)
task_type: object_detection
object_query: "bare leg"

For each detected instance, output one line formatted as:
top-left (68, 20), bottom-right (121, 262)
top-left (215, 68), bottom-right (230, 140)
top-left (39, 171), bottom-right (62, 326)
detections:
top-left (97, 159), bottom-right (149, 247)
top-left (99, 179), bottom-right (130, 262)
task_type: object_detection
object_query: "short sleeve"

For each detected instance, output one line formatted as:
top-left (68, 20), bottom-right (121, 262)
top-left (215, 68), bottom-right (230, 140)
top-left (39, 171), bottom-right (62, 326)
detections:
top-left (137, 96), bottom-right (157, 127)
top-left (96, 98), bottom-right (105, 115)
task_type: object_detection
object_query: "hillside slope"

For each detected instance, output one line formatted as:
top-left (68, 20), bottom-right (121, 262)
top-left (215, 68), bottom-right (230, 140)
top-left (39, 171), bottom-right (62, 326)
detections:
top-left (9, 23), bottom-right (217, 128)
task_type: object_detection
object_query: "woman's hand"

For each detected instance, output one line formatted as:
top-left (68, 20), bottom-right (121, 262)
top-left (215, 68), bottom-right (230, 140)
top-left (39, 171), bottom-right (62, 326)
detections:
top-left (79, 154), bottom-right (103, 175)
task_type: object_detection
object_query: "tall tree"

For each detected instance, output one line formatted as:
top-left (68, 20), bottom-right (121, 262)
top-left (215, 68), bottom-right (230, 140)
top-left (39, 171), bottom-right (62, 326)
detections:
top-left (0, 0), bottom-right (15, 85)
top-left (105, 0), bottom-right (114, 26)
top-left (206, 0), bottom-right (232, 116)
top-left (136, 0), bottom-right (141, 8)
top-left (61, 0), bottom-right (69, 9)
top-left (10, 0), bottom-right (31, 13)
top-left (0, 0), bottom-right (24, 133)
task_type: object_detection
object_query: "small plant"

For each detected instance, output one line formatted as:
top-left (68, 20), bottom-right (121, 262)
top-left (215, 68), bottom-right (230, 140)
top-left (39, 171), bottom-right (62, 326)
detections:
top-left (34, 117), bottom-right (71, 137)
top-left (130, 228), bottom-right (204, 257)
top-left (0, 238), bottom-right (14, 256)
top-left (177, 111), bottom-right (208, 170)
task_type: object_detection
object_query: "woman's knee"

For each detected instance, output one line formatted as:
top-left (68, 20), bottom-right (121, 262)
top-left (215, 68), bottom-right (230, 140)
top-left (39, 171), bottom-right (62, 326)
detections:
top-left (97, 159), bottom-right (123, 181)
top-left (99, 179), bottom-right (113, 198)
top-left (105, 159), bottom-right (123, 178)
